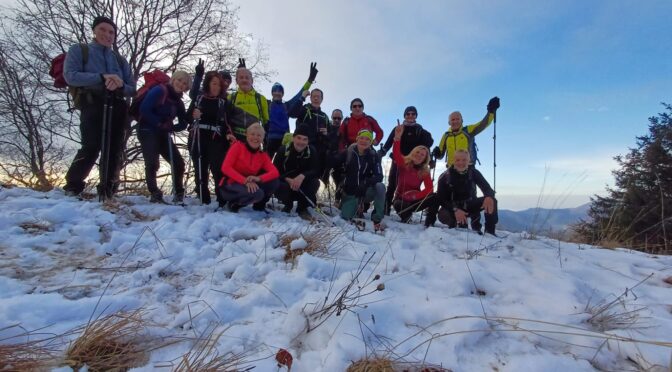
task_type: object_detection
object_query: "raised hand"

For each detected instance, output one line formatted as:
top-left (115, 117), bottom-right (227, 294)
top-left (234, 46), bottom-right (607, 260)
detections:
top-left (238, 58), bottom-right (246, 68)
top-left (195, 58), bottom-right (205, 75)
top-left (308, 62), bottom-right (318, 82)
top-left (394, 119), bottom-right (404, 141)
top-left (487, 96), bottom-right (500, 113)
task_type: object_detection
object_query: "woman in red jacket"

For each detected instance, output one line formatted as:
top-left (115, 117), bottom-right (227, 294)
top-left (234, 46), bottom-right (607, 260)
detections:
top-left (220, 123), bottom-right (279, 212)
top-left (391, 122), bottom-right (435, 223)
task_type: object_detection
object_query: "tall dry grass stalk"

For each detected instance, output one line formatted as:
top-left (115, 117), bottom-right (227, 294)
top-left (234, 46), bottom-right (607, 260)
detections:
top-left (64, 308), bottom-right (155, 371)
top-left (0, 325), bottom-right (63, 371)
top-left (168, 324), bottom-right (254, 372)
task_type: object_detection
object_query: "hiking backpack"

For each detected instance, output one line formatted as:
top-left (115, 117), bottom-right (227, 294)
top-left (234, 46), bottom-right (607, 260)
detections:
top-left (49, 44), bottom-right (124, 111)
top-left (128, 69), bottom-right (171, 122)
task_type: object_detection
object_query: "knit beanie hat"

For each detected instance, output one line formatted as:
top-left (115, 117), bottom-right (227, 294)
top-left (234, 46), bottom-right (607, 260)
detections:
top-left (404, 106), bottom-right (418, 116)
top-left (271, 82), bottom-right (284, 93)
top-left (294, 124), bottom-right (310, 138)
top-left (357, 129), bottom-right (373, 141)
top-left (219, 71), bottom-right (232, 81)
top-left (92, 16), bottom-right (116, 33)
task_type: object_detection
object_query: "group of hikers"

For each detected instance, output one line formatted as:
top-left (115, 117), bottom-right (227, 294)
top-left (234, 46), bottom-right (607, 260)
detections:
top-left (59, 16), bottom-right (500, 234)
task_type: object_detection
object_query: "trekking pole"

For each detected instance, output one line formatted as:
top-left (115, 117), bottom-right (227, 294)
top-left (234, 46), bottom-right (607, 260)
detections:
top-left (493, 111), bottom-right (497, 193)
top-left (194, 119), bottom-right (203, 204)
top-left (298, 188), bottom-right (335, 226)
top-left (325, 176), bottom-right (333, 215)
top-left (99, 91), bottom-right (114, 202)
top-left (168, 132), bottom-right (177, 201)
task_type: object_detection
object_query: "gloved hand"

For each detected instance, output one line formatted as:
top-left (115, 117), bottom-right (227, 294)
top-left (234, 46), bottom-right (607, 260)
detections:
top-left (172, 121), bottom-right (188, 132)
top-left (238, 58), bottom-right (246, 68)
top-left (376, 149), bottom-right (386, 159)
top-left (429, 158), bottom-right (436, 169)
top-left (308, 62), bottom-right (318, 82)
top-left (487, 96), bottom-right (500, 113)
top-left (431, 147), bottom-right (442, 160)
top-left (195, 58), bottom-right (204, 76)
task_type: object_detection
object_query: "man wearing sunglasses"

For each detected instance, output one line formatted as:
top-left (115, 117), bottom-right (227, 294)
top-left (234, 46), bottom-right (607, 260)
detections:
top-left (338, 98), bottom-right (384, 151)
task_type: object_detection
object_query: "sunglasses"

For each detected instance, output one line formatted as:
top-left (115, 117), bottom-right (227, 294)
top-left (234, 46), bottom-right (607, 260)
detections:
top-left (332, 117), bottom-right (343, 120)
top-left (352, 104), bottom-right (363, 108)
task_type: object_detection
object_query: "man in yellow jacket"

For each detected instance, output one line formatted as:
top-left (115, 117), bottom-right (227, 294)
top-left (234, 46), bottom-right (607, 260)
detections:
top-left (228, 62), bottom-right (270, 140)
top-left (432, 97), bottom-right (500, 166)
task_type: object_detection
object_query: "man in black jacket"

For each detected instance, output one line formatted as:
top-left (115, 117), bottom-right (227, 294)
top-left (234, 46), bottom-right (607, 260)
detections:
top-left (378, 106), bottom-right (433, 215)
top-left (425, 149), bottom-right (498, 235)
top-left (273, 124), bottom-right (321, 219)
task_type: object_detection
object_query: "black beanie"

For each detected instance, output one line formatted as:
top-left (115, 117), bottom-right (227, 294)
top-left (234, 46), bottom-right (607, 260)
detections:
top-left (293, 124), bottom-right (310, 138)
top-left (219, 71), bottom-right (232, 81)
top-left (404, 106), bottom-right (418, 116)
top-left (92, 16), bottom-right (117, 33)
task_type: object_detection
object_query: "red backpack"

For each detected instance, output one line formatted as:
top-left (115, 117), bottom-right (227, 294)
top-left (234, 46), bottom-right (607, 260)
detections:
top-left (128, 69), bottom-right (171, 121)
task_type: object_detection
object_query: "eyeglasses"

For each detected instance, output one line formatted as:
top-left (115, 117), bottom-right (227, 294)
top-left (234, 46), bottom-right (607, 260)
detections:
top-left (332, 117), bottom-right (343, 120)
top-left (352, 104), bottom-right (363, 108)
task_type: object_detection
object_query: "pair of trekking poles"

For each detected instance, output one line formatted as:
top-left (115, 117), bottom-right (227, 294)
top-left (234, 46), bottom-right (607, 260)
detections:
top-left (99, 92), bottom-right (180, 203)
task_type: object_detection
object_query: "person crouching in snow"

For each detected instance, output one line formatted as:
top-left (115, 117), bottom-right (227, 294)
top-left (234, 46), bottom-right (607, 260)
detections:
top-left (425, 149), bottom-right (498, 235)
top-left (219, 123), bottom-right (279, 212)
top-left (332, 129), bottom-right (386, 229)
top-left (273, 124), bottom-right (321, 220)
top-left (390, 122), bottom-right (435, 224)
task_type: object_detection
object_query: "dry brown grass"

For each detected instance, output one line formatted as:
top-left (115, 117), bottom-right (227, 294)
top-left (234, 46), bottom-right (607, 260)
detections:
top-left (168, 325), bottom-right (253, 372)
top-left (102, 200), bottom-right (157, 222)
top-left (281, 226), bottom-right (343, 263)
top-left (64, 309), bottom-right (155, 371)
top-left (0, 325), bottom-right (61, 371)
top-left (346, 357), bottom-right (451, 372)
top-left (19, 220), bottom-right (53, 235)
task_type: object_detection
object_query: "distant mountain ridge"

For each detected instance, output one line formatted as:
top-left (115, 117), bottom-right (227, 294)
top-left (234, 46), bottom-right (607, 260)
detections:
top-left (497, 203), bottom-right (590, 235)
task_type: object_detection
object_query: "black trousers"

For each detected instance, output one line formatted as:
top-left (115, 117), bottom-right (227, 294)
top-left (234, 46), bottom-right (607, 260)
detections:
top-left (384, 162), bottom-right (398, 215)
top-left (393, 193), bottom-right (436, 223)
top-left (63, 95), bottom-right (128, 195)
top-left (137, 129), bottom-right (185, 196)
top-left (428, 197), bottom-right (498, 232)
top-left (219, 179), bottom-right (280, 208)
top-left (188, 129), bottom-right (229, 204)
top-left (275, 177), bottom-right (320, 211)
top-left (265, 137), bottom-right (284, 161)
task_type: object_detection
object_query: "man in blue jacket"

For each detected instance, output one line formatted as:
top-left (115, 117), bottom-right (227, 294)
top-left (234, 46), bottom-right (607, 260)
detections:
top-left (62, 16), bottom-right (136, 199)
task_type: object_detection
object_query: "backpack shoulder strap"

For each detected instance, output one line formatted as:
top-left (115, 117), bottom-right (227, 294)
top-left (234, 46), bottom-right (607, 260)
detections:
top-left (254, 92), bottom-right (264, 122)
top-left (231, 91), bottom-right (238, 105)
top-left (80, 43), bottom-right (89, 68)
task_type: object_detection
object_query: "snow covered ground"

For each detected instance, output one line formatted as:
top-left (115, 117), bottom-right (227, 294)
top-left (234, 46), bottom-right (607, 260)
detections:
top-left (1, 187), bottom-right (671, 371)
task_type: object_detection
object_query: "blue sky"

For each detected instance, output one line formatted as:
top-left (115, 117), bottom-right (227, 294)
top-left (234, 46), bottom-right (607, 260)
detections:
top-left (231, 0), bottom-right (672, 210)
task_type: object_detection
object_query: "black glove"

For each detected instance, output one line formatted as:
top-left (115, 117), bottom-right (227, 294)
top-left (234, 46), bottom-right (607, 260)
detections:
top-left (195, 58), bottom-right (204, 76)
top-left (487, 96), bottom-right (500, 113)
top-left (431, 147), bottom-right (442, 160)
top-left (429, 158), bottom-right (436, 169)
top-left (238, 58), bottom-right (246, 68)
top-left (308, 62), bottom-right (318, 82)
top-left (376, 149), bottom-right (386, 159)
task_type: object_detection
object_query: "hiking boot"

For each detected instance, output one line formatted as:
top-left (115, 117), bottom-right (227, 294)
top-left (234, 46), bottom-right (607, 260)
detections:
top-left (373, 221), bottom-right (385, 232)
top-left (228, 202), bottom-right (242, 213)
top-left (252, 202), bottom-right (270, 214)
top-left (63, 189), bottom-right (81, 198)
top-left (172, 192), bottom-right (185, 204)
top-left (149, 192), bottom-right (165, 204)
top-left (281, 204), bottom-right (293, 213)
top-left (485, 225), bottom-right (497, 236)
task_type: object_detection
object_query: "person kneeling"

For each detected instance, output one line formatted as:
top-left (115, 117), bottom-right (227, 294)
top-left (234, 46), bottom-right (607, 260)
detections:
top-left (273, 124), bottom-right (321, 220)
top-left (389, 123), bottom-right (435, 223)
top-left (219, 123), bottom-right (279, 212)
top-left (426, 149), bottom-right (498, 235)
top-left (332, 130), bottom-right (385, 229)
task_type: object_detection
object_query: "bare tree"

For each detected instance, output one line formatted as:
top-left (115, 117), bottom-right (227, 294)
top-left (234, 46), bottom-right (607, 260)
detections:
top-left (0, 0), bottom-right (270, 191)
